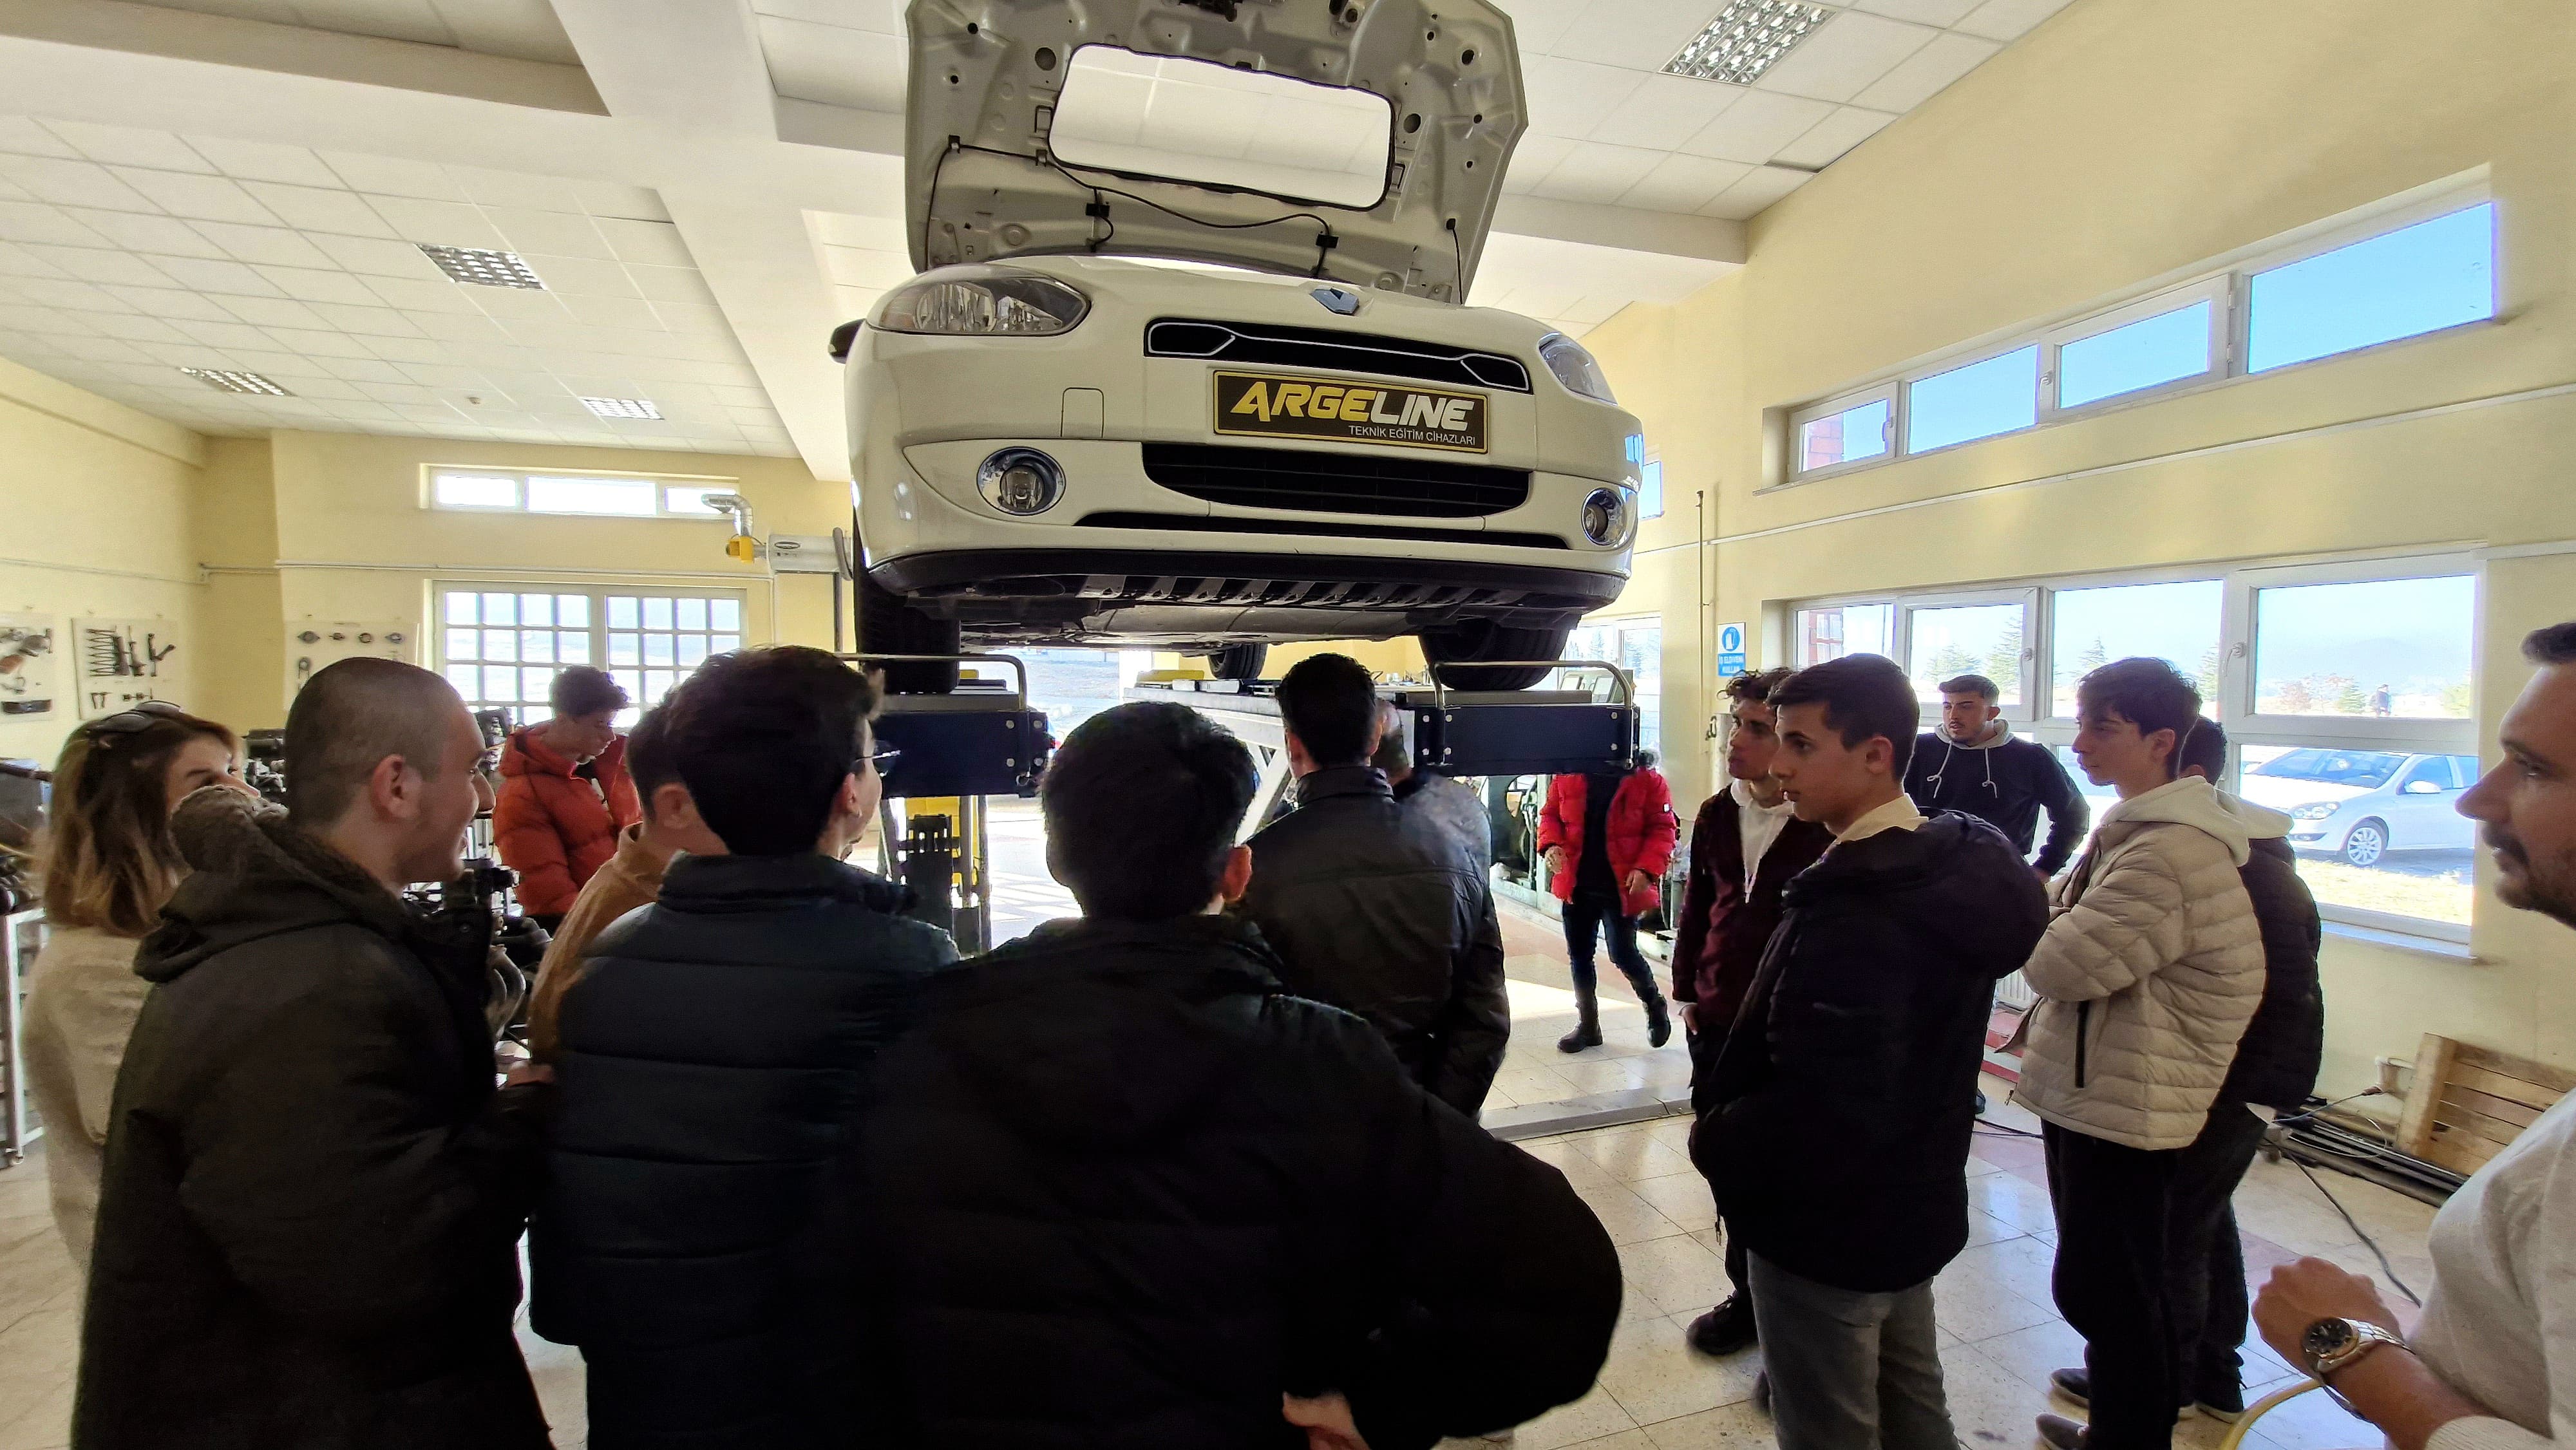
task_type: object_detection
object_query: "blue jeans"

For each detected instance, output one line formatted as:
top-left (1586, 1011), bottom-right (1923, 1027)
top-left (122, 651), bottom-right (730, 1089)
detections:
top-left (1562, 890), bottom-right (1658, 1004)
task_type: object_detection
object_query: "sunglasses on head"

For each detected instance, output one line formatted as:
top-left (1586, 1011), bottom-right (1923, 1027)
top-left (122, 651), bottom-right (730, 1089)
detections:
top-left (81, 700), bottom-right (188, 740)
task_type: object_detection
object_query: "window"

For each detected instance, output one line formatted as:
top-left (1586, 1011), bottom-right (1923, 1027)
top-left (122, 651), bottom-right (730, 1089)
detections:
top-left (2247, 203), bottom-right (2494, 373)
top-left (439, 587), bottom-right (744, 727)
top-left (2044, 279), bottom-right (2230, 414)
top-left (1021, 647), bottom-right (1153, 737)
top-left (426, 467), bottom-right (735, 520)
top-left (1793, 390), bottom-right (1894, 476)
top-left (1904, 599), bottom-right (2030, 709)
top-left (1562, 616), bottom-right (1662, 758)
top-left (2252, 574), bottom-right (2474, 720)
top-left (1794, 601), bottom-right (1894, 666)
top-left (1905, 344), bottom-right (2038, 454)
top-left (2048, 579), bottom-right (2224, 717)
top-left (1639, 458), bottom-right (1665, 520)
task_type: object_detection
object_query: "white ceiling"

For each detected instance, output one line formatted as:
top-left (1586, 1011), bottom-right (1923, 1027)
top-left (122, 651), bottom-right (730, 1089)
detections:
top-left (133, 0), bottom-right (578, 64)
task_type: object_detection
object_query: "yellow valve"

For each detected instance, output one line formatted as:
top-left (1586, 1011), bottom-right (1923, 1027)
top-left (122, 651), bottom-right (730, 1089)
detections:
top-left (724, 533), bottom-right (761, 563)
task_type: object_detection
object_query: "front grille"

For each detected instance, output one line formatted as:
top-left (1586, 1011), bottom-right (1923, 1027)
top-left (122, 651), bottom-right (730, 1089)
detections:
top-left (1142, 442), bottom-right (1530, 519)
top-left (1145, 317), bottom-right (1532, 392)
top-left (1079, 511), bottom-right (1565, 550)
top-left (973, 573), bottom-right (1537, 611)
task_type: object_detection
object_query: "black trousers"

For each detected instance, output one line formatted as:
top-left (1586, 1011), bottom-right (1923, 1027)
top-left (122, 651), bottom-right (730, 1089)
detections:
top-left (1686, 1027), bottom-right (1752, 1306)
top-left (1563, 890), bottom-right (1658, 1004)
top-left (2042, 1123), bottom-right (2182, 1450)
top-left (2166, 1104), bottom-right (2270, 1405)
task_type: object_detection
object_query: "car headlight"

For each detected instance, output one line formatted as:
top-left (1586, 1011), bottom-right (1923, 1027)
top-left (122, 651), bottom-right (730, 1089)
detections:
top-left (1539, 332), bottom-right (1616, 404)
top-left (875, 267), bottom-right (1090, 337)
top-left (977, 448), bottom-right (1065, 515)
top-left (1581, 487), bottom-right (1633, 547)
top-left (2289, 802), bottom-right (2338, 820)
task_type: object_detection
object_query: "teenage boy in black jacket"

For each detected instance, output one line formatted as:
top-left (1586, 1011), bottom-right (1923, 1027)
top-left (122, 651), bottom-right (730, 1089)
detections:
top-left (1695, 655), bottom-right (2049, 1450)
top-left (1906, 673), bottom-right (2090, 874)
top-left (863, 701), bottom-right (1621, 1449)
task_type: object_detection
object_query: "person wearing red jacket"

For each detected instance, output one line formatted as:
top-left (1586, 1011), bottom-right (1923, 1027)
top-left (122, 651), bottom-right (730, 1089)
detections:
top-left (1539, 753), bottom-right (1679, 1051)
top-left (494, 666), bottom-right (641, 928)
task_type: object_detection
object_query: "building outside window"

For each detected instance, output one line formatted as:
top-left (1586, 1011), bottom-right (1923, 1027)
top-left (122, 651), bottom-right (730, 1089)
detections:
top-left (438, 586), bottom-right (746, 728)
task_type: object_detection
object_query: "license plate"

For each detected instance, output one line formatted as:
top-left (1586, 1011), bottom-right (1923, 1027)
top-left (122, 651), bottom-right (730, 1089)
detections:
top-left (1211, 370), bottom-right (1489, 454)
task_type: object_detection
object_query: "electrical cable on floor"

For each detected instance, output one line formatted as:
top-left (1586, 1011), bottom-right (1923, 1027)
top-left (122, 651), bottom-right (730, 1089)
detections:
top-left (2291, 1155), bottom-right (2421, 1306)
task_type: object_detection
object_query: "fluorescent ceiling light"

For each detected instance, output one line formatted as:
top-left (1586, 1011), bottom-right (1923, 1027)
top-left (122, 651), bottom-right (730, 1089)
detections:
top-left (1665, 0), bottom-right (1833, 86)
top-left (580, 396), bottom-right (663, 419)
top-left (180, 367), bottom-right (291, 396)
top-left (419, 244), bottom-right (547, 289)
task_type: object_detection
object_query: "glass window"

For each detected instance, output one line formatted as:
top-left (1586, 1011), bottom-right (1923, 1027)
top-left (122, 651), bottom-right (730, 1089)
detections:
top-left (2048, 579), bottom-right (2224, 717)
top-left (1797, 397), bottom-right (1891, 474)
top-left (1640, 460), bottom-right (1664, 520)
top-left (526, 476), bottom-right (658, 516)
top-left (1906, 345), bottom-right (2038, 453)
top-left (2248, 203), bottom-right (2494, 372)
top-left (433, 473), bottom-right (518, 509)
top-left (664, 485), bottom-right (727, 516)
top-left (2058, 299), bottom-right (2213, 408)
top-left (1561, 618), bottom-right (1662, 757)
top-left (1796, 603), bottom-right (1894, 666)
top-left (2253, 575), bottom-right (2474, 718)
top-left (444, 593), bottom-right (477, 625)
top-left (437, 588), bottom-right (743, 726)
top-left (1906, 603), bottom-right (2026, 708)
top-left (2239, 744), bottom-right (2473, 925)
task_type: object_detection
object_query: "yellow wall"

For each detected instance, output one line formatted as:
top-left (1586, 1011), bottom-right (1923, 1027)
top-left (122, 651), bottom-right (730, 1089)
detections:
top-left (1580, 0), bottom-right (2576, 1093)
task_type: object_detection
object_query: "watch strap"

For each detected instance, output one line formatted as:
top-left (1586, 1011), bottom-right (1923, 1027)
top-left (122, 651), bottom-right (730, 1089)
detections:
top-left (2310, 1319), bottom-right (2405, 1387)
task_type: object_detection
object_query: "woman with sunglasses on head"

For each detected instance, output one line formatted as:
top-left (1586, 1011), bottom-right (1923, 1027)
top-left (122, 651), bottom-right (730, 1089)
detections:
top-left (24, 701), bottom-right (251, 1271)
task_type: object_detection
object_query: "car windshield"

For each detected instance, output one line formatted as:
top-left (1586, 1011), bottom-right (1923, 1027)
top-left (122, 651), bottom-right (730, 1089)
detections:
top-left (2249, 748), bottom-right (2407, 788)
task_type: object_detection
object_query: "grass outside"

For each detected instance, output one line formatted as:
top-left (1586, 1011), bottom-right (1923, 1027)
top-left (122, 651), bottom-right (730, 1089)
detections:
top-left (2301, 860), bottom-right (2474, 925)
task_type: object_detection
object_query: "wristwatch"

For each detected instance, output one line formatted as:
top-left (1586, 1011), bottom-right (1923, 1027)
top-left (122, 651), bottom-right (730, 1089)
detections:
top-left (2301, 1317), bottom-right (2406, 1411)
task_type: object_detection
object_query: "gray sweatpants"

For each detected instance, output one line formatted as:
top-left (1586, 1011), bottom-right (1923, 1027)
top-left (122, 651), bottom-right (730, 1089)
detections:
top-left (1748, 1252), bottom-right (1955, 1450)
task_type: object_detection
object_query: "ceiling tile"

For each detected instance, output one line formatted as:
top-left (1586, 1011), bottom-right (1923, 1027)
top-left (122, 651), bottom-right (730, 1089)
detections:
top-left (1699, 164), bottom-right (1810, 220)
top-left (0, 156), bottom-right (162, 212)
top-left (1587, 73), bottom-right (1742, 151)
top-left (366, 196), bottom-right (509, 249)
top-left (1770, 106), bottom-right (1899, 169)
top-left (1852, 32), bottom-right (2001, 111)
top-left (1489, 0), bottom-right (1589, 54)
top-left (240, 182), bottom-right (400, 238)
top-left (366, 274), bottom-right (484, 312)
top-left (1752, 12), bottom-right (1937, 104)
top-left (305, 302), bottom-right (424, 336)
top-left (447, 164), bottom-right (589, 214)
top-left (171, 318), bottom-right (276, 350)
top-left (15, 245), bottom-right (175, 288)
top-left (104, 287), bottom-right (240, 323)
top-left (594, 218), bottom-right (696, 268)
top-left (629, 265), bottom-right (719, 305)
top-left (312, 233), bottom-right (449, 279)
top-left (260, 327), bottom-right (379, 359)
top-left (1954, 0), bottom-right (2075, 41)
top-left (518, 254), bottom-right (638, 298)
top-left (484, 208), bottom-right (614, 261)
top-left (0, 117), bottom-right (80, 159)
top-left (10, 277), bottom-right (134, 312)
top-left (1526, 142), bottom-right (1663, 205)
top-left (114, 167), bottom-right (289, 225)
top-left (214, 294), bottom-right (330, 328)
top-left (320, 151), bottom-right (469, 202)
top-left (562, 295), bottom-right (661, 329)
top-left (568, 181), bottom-right (670, 223)
top-left (1548, 0), bottom-right (1729, 72)
top-left (82, 312), bottom-right (193, 344)
top-left (146, 255), bottom-right (287, 297)
top-left (1850, 0), bottom-right (1984, 24)
top-left (1677, 90), bottom-right (1833, 164)
top-left (193, 222), bottom-right (341, 269)
top-left (1500, 134), bottom-right (1577, 194)
top-left (362, 334), bottom-right (452, 364)
top-left (39, 122), bottom-right (212, 174)
top-left (186, 136), bottom-right (345, 187)
top-left (1519, 55), bottom-right (1649, 140)
top-left (60, 209), bottom-right (231, 259)
top-left (0, 203), bottom-right (109, 247)
top-left (1618, 153), bottom-right (1752, 214)
top-left (0, 243), bottom-right (68, 279)
top-left (757, 15), bottom-right (908, 112)
top-left (253, 266), bottom-right (386, 306)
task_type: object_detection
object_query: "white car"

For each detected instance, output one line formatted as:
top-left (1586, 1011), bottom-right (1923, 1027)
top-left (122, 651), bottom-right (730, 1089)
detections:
top-left (2235, 748), bottom-right (2481, 867)
top-left (837, 0), bottom-right (1643, 690)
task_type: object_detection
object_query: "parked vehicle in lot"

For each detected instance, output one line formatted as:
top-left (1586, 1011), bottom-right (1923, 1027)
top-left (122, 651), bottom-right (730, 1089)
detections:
top-left (838, 0), bottom-right (1642, 692)
top-left (2234, 747), bottom-right (2480, 866)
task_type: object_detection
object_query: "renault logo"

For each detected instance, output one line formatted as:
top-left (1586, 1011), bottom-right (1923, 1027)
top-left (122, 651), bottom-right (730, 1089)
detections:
top-left (1311, 286), bottom-right (1361, 316)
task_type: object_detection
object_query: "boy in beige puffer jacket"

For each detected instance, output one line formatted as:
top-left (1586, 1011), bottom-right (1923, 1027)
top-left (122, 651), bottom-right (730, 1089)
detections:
top-left (2012, 659), bottom-right (2272, 1450)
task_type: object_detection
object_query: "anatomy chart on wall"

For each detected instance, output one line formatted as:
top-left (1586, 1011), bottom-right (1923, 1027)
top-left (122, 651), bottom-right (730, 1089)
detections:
top-left (285, 621), bottom-right (413, 708)
top-left (0, 614), bottom-right (55, 719)
top-left (72, 617), bottom-right (181, 719)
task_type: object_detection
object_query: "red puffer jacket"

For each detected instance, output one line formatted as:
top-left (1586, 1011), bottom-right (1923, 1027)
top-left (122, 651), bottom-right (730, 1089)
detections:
top-left (1537, 768), bottom-right (1679, 917)
top-left (493, 727), bottom-right (640, 916)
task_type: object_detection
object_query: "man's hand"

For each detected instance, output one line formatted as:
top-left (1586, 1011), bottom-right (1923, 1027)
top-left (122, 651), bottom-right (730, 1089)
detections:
top-left (1680, 1001), bottom-right (1699, 1035)
top-left (2253, 1256), bottom-right (2400, 1368)
top-left (1624, 869), bottom-right (1655, 897)
top-left (1542, 845), bottom-right (1567, 872)
top-left (1282, 1393), bottom-right (1370, 1450)
top-left (503, 1060), bottom-right (555, 1088)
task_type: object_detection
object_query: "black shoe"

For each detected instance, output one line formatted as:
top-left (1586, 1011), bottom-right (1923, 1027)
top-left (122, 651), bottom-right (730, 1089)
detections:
top-left (1975, 1090), bottom-right (1989, 1116)
top-left (1644, 995), bottom-right (1672, 1049)
top-left (1557, 1019), bottom-right (1602, 1052)
top-left (2035, 1413), bottom-right (2087, 1449)
top-left (2194, 1381), bottom-right (2245, 1423)
top-left (2049, 1368), bottom-right (2089, 1407)
top-left (1685, 1298), bottom-right (1757, 1356)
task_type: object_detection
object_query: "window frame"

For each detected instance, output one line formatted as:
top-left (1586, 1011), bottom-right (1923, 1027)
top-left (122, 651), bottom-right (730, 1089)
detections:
top-left (2238, 196), bottom-right (2498, 380)
top-left (424, 465), bottom-right (739, 522)
top-left (1787, 383), bottom-right (1901, 484)
top-left (2039, 274), bottom-right (2234, 422)
top-left (435, 582), bottom-right (751, 727)
top-left (1898, 587), bottom-right (2041, 718)
top-left (1900, 341), bottom-right (2045, 460)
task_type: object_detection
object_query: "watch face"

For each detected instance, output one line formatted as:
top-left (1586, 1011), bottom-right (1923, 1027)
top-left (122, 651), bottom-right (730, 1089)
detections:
top-left (2304, 1319), bottom-right (2358, 1362)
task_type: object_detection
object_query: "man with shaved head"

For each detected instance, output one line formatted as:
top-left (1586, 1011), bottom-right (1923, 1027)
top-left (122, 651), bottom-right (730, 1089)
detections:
top-left (75, 657), bottom-right (555, 1449)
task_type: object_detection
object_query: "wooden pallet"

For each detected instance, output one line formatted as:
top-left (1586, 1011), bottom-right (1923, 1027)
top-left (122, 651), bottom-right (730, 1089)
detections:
top-left (2395, 1032), bottom-right (2576, 1176)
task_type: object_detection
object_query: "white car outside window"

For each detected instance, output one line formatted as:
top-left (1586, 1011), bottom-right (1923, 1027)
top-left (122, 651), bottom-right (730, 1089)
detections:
top-left (2236, 748), bottom-right (2479, 867)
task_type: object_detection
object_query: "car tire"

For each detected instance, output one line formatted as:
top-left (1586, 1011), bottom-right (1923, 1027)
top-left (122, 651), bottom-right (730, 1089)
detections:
top-left (1208, 643), bottom-right (1268, 681)
top-left (1417, 620), bottom-right (1573, 692)
top-left (858, 567), bottom-right (961, 694)
top-left (2342, 818), bottom-right (2390, 868)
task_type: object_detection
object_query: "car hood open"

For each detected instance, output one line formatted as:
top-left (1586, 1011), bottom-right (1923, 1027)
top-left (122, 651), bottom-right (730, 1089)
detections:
top-left (904, 0), bottom-right (1523, 303)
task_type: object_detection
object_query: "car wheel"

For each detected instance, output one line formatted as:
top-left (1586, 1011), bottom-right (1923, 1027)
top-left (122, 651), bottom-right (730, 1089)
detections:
top-left (858, 567), bottom-right (961, 694)
top-left (1208, 643), bottom-right (1267, 681)
top-left (2342, 819), bottom-right (2389, 868)
top-left (1417, 620), bottom-right (1573, 692)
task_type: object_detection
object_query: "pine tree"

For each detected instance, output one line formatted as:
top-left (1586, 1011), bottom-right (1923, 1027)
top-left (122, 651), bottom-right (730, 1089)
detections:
top-left (2197, 643), bottom-right (2224, 705)
top-left (1984, 617), bottom-right (2025, 697)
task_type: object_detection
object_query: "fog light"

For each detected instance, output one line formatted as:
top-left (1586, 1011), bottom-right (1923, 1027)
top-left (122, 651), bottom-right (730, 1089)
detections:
top-left (977, 447), bottom-right (1065, 516)
top-left (1580, 487), bottom-right (1629, 547)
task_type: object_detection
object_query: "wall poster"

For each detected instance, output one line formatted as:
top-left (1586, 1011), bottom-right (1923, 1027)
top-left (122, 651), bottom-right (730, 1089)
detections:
top-left (0, 614), bottom-right (55, 719)
top-left (71, 617), bottom-right (181, 720)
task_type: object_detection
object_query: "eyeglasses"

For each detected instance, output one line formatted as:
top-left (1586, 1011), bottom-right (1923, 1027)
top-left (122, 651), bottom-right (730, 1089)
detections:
top-left (81, 700), bottom-right (189, 740)
top-left (858, 745), bottom-right (901, 779)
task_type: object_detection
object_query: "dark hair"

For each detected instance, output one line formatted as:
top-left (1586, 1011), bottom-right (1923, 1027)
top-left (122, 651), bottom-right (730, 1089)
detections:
top-left (1042, 702), bottom-right (1257, 921)
top-left (623, 699), bottom-right (681, 819)
top-left (550, 665), bottom-right (628, 719)
top-left (285, 658), bottom-right (464, 825)
top-left (658, 646), bottom-right (878, 854)
top-left (2526, 621), bottom-right (2576, 664)
top-left (2177, 716), bottom-right (2228, 782)
top-left (2075, 657), bottom-right (2202, 773)
top-left (1275, 653), bottom-right (1378, 767)
top-left (41, 707), bottom-right (238, 935)
top-left (1370, 700), bottom-right (1410, 773)
top-left (1769, 655), bottom-right (1920, 775)
top-left (1725, 667), bottom-right (1794, 709)
top-left (1940, 673), bottom-right (2000, 702)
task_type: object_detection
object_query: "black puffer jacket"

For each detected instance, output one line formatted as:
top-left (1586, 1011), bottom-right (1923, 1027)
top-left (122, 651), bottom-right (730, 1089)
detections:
top-left (862, 915), bottom-right (1620, 1450)
top-left (1240, 766), bottom-right (1509, 1113)
top-left (531, 853), bottom-right (957, 1450)
top-left (2217, 836), bottom-right (2325, 1111)
top-left (1696, 812), bottom-right (2049, 1294)
top-left (78, 789), bottom-right (550, 1450)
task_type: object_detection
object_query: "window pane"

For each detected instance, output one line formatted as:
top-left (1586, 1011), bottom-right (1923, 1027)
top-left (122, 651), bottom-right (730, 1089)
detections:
top-left (2239, 744), bottom-right (2472, 925)
top-left (1639, 460), bottom-right (1664, 520)
top-left (526, 476), bottom-right (658, 516)
top-left (444, 664), bottom-right (480, 699)
top-left (445, 628), bottom-right (478, 661)
top-left (433, 473), bottom-right (518, 509)
top-left (522, 630), bottom-right (554, 664)
top-left (444, 592), bottom-right (478, 625)
top-left (482, 592), bottom-right (516, 626)
top-left (2248, 203), bottom-right (2494, 373)
top-left (558, 631), bottom-right (592, 665)
top-left (609, 632), bottom-right (640, 666)
top-left (558, 594), bottom-right (591, 628)
top-left (1799, 398), bottom-right (1890, 473)
top-left (481, 629), bottom-right (519, 663)
top-left (642, 597), bottom-right (674, 630)
top-left (710, 599), bottom-right (741, 631)
top-left (2254, 576), bottom-right (2474, 719)
top-left (664, 485), bottom-right (726, 516)
top-left (2059, 299), bottom-right (2212, 408)
top-left (2049, 579), bottom-right (2224, 717)
top-left (712, 634), bottom-right (741, 654)
top-left (643, 669), bottom-right (675, 704)
top-left (522, 667), bottom-right (553, 703)
top-left (611, 668), bottom-right (643, 703)
top-left (676, 634), bottom-right (708, 666)
top-left (643, 633), bottom-right (675, 666)
top-left (676, 598), bottom-right (708, 631)
top-left (1906, 603), bottom-right (2025, 708)
top-left (483, 665), bottom-right (518, 702)
top-left (1906, 345), bottom-right (2038, 453)
top-left (520, 594), bottom-right (553, 627)
top-left (1797, 603), bottom-right (1894, 667)
top-left (608, 596), bottom-right (639, 629)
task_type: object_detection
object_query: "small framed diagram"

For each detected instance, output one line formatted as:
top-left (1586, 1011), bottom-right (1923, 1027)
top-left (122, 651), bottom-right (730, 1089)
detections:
top-left (0, 613), bottom-right (55, 719)
top-left (72, 617), bottom-right (181, 720)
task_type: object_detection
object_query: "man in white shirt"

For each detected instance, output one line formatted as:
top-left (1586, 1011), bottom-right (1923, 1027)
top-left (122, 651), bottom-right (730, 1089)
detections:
top-left (2251, 620), bottom-right (2576, 1450)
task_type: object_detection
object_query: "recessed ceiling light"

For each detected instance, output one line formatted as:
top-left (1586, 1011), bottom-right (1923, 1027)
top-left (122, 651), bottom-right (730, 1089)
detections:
top-left (580, 396), bottom-right (663, 419)
top-left (180, 367), bottom-right (292, 396)
top-left (419, 244), bottom-right (547, 289)
top-left (1665, 0), bottom-right (1833, 86)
